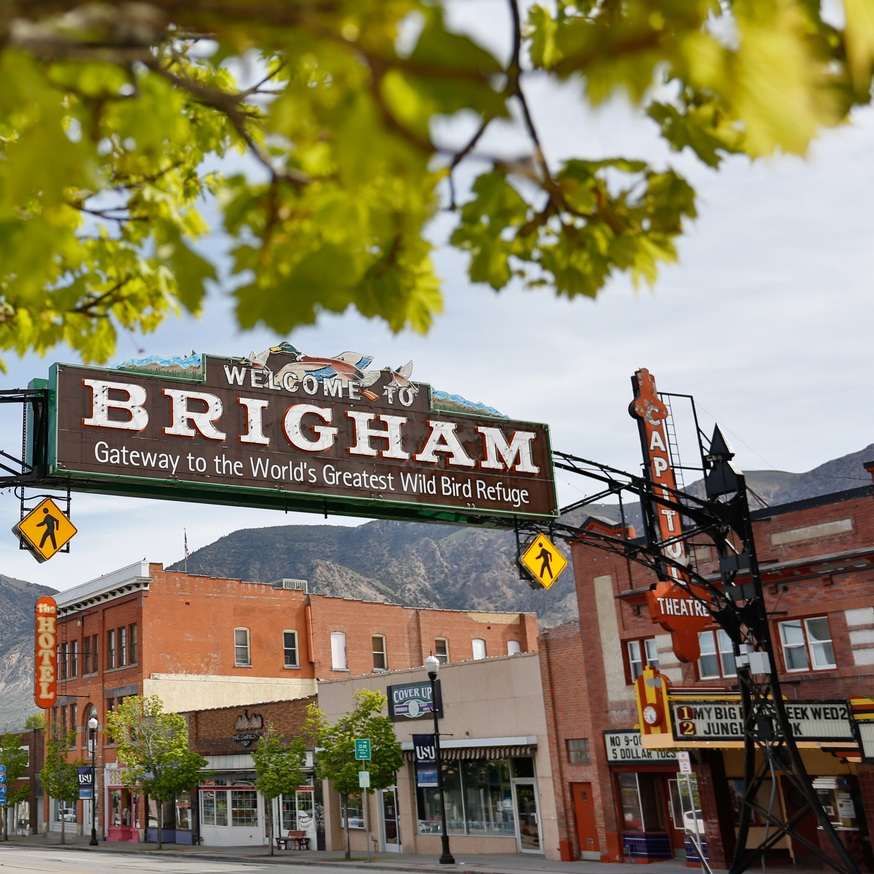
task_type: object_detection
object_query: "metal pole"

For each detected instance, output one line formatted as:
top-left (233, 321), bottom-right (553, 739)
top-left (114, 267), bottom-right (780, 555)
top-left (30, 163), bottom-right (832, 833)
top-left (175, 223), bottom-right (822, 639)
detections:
top-left (89, 728), bottom-right (98, 846)
top-left (429, 674), bottom-right (454, 865)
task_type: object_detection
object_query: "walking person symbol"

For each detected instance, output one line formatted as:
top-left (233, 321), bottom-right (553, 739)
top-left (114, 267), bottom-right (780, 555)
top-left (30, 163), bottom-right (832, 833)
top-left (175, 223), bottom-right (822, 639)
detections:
top-left (36, 507), bottom-right (59, 551)
top-left (535, 541), bottom-right (553, 580)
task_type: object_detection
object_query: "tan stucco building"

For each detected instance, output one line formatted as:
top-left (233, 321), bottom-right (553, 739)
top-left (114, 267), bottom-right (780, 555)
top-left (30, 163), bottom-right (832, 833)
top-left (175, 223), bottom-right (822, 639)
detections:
top-left (317, 652), bottom-right (560, 860)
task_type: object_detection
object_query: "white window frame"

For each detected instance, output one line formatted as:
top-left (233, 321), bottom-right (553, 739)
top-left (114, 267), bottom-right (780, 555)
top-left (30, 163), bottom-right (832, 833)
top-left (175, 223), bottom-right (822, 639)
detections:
top-left (331, 631), bottom-right (348, 671)
top-left (697, 629), bottom-right (737, 680)
top-left (234, 627), bottom-right (251, 667)
top-left (626, 637), bottom-right (659, 683)
top-left (472, 638), bottom-right (487, 660)
top-left (507, 639), bottom-right (521, 656)
top-left (283, 630), bottom-right (299, 668)
top-left (434, 638), bottom-right (449, 665)
top-left (779, 616), bottom-right (836, 672)
top-left (372, 634), bottom-right (388, 671)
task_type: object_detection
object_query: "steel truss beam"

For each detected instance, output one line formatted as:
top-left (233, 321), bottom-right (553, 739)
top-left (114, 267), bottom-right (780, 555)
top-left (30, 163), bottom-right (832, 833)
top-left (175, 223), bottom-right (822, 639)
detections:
top-left (516, 450), bottom-right (860, 874)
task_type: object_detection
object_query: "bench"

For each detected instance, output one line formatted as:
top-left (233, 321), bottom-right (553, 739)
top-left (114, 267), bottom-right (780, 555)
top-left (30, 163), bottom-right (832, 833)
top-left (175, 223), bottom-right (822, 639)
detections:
top-left (275, 830), bottom-right (310, 850)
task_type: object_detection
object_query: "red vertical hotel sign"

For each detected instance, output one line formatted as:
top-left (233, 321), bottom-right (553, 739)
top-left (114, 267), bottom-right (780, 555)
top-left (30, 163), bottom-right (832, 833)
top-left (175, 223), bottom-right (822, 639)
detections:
top-left (34, 595), bottom-right (58, 709)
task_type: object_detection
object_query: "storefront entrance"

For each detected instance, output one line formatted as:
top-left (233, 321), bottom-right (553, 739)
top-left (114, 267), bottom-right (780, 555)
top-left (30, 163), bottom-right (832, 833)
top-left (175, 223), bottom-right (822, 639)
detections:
top-left (615, 768), bottom-right (684, 860)
top-left (280, 787), bottom-right (317, 849)
top-left (512, 780), bottom-right (542, 853)
top-left (379, 787), bottom-right (401, 852)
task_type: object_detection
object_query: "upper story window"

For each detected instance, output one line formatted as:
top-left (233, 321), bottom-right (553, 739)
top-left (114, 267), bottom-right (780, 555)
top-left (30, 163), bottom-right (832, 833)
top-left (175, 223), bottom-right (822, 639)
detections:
top-left (58, 642), bottom-right (68, 680)
top-left (68, 703), bottom-right (77, 747)
top-left (234, 628), bottom-right (251, 666)
top-left (372, 635), bottom-right (387, 671)
top-left (566, 738), bottom-right (590, 764)
top-left (626, 638), bottom-right (659, 683)
top-left (69, 640), bottom-right (78, 678)
top-left (331, 631), bottom-right (348, 671)
top-left (779, 617), bottom-right (836, 672)
top-left (507, 640), bottom-right (521, 656)
top-left (106, 630), bottom-right (116, 670)
top-left (434, 638), bottom-right (449, 665)
top-left (698, 629), bottom-right (737, 680)
top-left (83, 634), bottom-right (98, 675)
top-left (283, 630), bottom-right (299, 668)
top-left (129, 624), bottom-right (138, 665)
top-left (118, 626), bottom-right (128, 667)
top-left (472, 638), bottom-right (487, 660)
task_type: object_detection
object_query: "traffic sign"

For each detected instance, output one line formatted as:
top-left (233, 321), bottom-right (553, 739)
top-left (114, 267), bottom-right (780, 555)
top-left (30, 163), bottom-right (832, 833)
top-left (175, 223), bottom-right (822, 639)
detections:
top-left (358, 770), bottom-right (371, 789)
top-left (354, 738), bottom-right (371, 761)
top-left (677, 751), bottom-right (692, 774)
top-left (519, 534), bottom-right (567, 590)
top-left (14, 497), bottom-right (78, 563)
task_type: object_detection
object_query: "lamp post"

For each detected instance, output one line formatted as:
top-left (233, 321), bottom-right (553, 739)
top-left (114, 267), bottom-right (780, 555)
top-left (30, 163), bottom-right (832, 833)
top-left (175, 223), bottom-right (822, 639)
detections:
top-left (87, 715), bottom-right (98, 846)
top-left (424, 655), bottom-right (454, 865)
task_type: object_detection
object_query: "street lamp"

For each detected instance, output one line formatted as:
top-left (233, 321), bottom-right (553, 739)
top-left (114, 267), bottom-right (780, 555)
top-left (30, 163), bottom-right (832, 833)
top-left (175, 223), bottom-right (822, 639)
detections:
top-left (424, 655), bottom-right (454, 865)
top-left (87, 715), bottom-right (99, 846)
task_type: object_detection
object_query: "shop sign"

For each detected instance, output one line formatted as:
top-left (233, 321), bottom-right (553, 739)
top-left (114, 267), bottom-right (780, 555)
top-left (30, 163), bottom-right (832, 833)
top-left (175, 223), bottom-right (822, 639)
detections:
top-left (672, 699), bottom-right (855, 743)
top-left (387, 680), bottom-right (442, 721)
top-left (629, 369), bottom-right (711, 662)
top-left (233, 710), bottom-right (265, 748)
top-left (34, 595), bottom-right (58, 708)
top-left (604, 730), bottom-right (679, 763)
top-left (40, 346), bottom-right (557, 525)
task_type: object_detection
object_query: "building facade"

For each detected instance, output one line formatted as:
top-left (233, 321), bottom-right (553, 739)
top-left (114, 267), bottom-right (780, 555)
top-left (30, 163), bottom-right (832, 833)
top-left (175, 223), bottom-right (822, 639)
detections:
top-left (317, 653), bottom-right (561, 860)
top-left (46, 561), bottom-right (538, 843)
top-left (543, 483), bottom-right (874, 868)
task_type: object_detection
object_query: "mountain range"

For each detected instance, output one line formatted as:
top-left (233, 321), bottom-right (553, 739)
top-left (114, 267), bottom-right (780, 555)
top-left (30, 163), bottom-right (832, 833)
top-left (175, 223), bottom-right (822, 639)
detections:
top-left (0, 442), bottom-right (870, 730)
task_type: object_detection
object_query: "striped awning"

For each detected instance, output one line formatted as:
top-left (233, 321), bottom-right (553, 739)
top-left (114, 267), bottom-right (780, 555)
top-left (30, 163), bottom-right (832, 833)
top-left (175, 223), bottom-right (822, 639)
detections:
top-left (404, 744), bottom-right (535, 762)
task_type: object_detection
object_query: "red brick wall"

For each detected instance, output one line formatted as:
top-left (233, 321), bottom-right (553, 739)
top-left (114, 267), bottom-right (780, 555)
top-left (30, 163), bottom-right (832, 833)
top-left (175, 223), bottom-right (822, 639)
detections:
top-left (182, 696), bottom-right (314, 756)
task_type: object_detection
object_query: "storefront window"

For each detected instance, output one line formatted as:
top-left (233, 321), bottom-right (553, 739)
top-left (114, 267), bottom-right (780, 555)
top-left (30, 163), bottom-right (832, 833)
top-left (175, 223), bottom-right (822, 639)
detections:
top-left (416, 757), bottom-right (525, 836)
top-left (814, 777), bottom-right (859, 830)
top-left (201, 789), bottom-right (228, 826)
top-left (176, 792), bottom-right (192, 831)
top-left (417, 761), bottom-right (464, 834)
top-left (341, 791), bottom-right (366, 829)
top-left (618, 773), bottom-right (644, 831)
top-left (281, 793), bottom-right (298, 832)
top-left (231, 790), bottom-right (258, 826)
top-left (462, 760), bottom-right (514, 835)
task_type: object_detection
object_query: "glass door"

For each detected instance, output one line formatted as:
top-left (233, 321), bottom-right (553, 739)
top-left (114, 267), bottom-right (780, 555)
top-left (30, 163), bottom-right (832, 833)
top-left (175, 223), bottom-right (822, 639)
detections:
top-left (512, 780), bottom-right (542, 853)
top-left (296, 789), bottom-right (317, 847)
top-left (380, 787), bottom-right (401, 852)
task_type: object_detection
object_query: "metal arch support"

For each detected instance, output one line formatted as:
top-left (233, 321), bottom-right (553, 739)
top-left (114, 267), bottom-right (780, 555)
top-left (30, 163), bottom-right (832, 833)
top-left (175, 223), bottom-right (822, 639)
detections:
top-left (520, 449), bottom-right (861, 874)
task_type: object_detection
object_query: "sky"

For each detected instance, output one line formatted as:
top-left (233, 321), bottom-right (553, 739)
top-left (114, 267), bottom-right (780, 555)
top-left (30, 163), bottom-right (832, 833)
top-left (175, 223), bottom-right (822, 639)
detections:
top-left (1, 7), bottom-right (872, 590)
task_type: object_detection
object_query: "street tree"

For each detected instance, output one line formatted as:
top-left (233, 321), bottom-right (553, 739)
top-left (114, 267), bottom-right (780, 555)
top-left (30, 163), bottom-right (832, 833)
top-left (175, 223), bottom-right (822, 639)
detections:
top-left (308, 690), bottom-right (403, 860)
top-left (0, 2), bottom-right (872, 364)
top-left (0, 733), bottom-right (29, 840)
top-left (251, 724), bottom-right (307, 856)
top-left (106, 696), bottom-right (206, 850)
top-left (39, 731), bottom-right (79, 845)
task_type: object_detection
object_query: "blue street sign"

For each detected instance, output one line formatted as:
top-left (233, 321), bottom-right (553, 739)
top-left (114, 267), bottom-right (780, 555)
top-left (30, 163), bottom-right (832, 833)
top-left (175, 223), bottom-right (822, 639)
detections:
top-left (0, 787), bottom-right (6, 805)
top-left (0, 763), bottom-right (6, 780)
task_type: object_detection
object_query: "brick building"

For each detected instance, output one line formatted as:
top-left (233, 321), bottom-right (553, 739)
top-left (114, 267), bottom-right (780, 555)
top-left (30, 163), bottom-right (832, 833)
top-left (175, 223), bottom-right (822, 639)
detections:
top-left (46, 561), bottom-right (538, 843)
top-left (2, 724), bottom-right (45, 837)
top-left (542, 482), bottom-right (874, 868)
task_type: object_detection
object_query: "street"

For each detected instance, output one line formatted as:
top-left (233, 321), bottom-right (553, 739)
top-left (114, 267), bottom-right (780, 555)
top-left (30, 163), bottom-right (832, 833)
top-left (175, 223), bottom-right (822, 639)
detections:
top-left (0, 847), bottom-right (355, 874)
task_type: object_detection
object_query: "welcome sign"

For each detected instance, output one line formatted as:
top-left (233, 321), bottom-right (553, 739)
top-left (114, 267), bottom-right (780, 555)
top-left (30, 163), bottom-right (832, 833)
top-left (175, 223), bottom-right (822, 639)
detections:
top-left (37, 346), bottom-right (557, 525)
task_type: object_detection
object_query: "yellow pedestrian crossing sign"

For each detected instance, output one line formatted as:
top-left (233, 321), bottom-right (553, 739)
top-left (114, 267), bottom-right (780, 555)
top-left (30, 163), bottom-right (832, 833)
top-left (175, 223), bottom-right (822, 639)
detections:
top-left (14, 498), bottom-right (77, 563)
top-left (519, 534), bottom-right (567, 590)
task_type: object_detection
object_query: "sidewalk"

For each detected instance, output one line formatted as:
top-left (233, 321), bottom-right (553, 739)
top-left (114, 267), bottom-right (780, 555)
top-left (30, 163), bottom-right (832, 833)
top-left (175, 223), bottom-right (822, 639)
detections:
top-left (1, 834), bottom-right (713, 874)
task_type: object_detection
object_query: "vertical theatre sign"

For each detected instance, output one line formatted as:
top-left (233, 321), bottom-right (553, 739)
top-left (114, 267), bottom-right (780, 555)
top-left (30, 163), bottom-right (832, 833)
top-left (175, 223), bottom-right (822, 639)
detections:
top-left (34, 595), bottom-right (58, 708)
top-left (35, 346), bottom-right (556, 525)
top-left (630, 369), bottom-right (711, 662)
